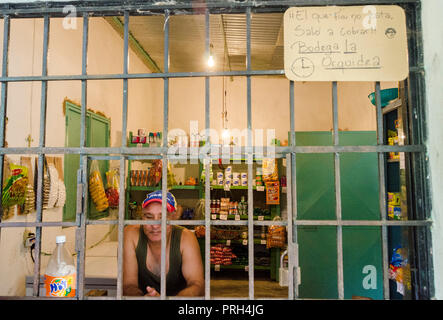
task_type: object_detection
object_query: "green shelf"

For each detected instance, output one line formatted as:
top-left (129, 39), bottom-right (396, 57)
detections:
top-left (210, 264), bottom-right (270, 271)
top-left (128, 185), bottom-right (202, 191)
top-left (127, 142), bottom-right (152, 148)
top-left (171, 185), bottom-right (202, 190)
top-left (211, 185), bottom-right (264, 190)
top-left (128, 186), bottom-right (159, 191)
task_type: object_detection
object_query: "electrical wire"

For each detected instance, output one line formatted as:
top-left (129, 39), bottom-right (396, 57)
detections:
top-left (35, 224), bottom-right (117, 258)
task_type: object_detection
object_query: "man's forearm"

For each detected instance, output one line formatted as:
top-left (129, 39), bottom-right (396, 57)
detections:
top-left (123, 285), bottom-right (144, 296)
top-left (177, 282), bottom-right (204, 297)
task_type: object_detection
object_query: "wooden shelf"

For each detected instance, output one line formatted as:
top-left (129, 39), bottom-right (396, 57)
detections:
top-left (382, 98), bottom-right (402, 115)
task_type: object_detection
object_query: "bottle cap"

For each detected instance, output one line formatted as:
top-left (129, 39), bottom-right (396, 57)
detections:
top-left (56, 235), bottom-right (66, 244)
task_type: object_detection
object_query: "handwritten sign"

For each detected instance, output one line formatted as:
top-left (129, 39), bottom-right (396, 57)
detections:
top-left (284, 5), bottom-right (408, 81)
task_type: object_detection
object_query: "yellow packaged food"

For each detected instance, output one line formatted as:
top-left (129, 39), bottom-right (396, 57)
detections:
top-left (88, 160), bottom-right (108, 212)
top-left (262, 158), bottom-right (278, 182)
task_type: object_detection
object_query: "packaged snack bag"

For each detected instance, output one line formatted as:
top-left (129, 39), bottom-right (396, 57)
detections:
top-left (262, 158), bottom-right (278, 182)
top-left (265, 180), bottom-right (280, 205)
top-left (88, 160), bottom-right (108, 212)
top-left (2, 164), bottom-right (29, 208)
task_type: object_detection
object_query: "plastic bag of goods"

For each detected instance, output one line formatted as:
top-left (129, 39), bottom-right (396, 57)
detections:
top-left (2, 164), bottom-right (29, 208)
top-left (88, 160), bottom-right (108, 212)
top-left (266, 218), bottom-right (286, 249)
top-left (105, 169), bottom-right (120, 208)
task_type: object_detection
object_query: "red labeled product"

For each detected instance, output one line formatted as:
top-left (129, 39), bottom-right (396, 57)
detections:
top-left (210, 244), bottom-right (237, 265)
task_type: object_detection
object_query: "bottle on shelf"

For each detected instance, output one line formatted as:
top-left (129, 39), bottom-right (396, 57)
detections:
top-left (233, 201), bottom-right (238, 215)
top-left (238, 196), bottom-right (247, 215)
top-left (211, 200), bottom-right (216, 214)
top-left (216, 199), bottom-right (220, 214)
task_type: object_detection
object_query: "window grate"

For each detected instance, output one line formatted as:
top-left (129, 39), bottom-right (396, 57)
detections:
top-left (0, 0), bottom-right (432, 300)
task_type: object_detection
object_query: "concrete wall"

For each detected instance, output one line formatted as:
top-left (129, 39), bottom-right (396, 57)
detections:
top-left (422, 0), bottom-right (443, 300)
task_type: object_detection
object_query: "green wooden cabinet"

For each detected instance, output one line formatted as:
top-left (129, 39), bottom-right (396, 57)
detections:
top-left (64, 100), bottom-right (110, 221)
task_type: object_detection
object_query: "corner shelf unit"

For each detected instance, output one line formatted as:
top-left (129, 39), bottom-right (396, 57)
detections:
top-left (124, 141), bottom-right (285, 280)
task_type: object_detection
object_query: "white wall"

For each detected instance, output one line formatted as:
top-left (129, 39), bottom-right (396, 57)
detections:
top-left (167, 76), bottom-right (394, 146)
top-left (0, 17), bottom-right (155, 296)
top-left (422, 0), bottom-right (443, 300)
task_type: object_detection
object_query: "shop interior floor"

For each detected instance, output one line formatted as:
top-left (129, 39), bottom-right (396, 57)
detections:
top-left (210, 276), bottom-right (288, 298)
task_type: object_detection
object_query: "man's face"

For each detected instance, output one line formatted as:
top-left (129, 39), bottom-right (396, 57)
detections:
top-left (141, 202), bottom-right (173, 242)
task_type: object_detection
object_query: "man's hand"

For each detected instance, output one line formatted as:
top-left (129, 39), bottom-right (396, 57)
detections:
top-left (145, 286), bottom-right (160, 296)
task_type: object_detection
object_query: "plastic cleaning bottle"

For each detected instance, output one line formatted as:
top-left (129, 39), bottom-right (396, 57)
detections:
top-left (239, 196), bottom-right (247, 215)
top-left (44, 235), bottom-right (76, 297)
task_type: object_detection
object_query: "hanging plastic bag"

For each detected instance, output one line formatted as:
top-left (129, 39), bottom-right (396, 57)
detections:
top-left (2, 164), bottom-right (29, 208)
top-left (88, 160), bottom-right (108, 212)
top-left (21, 157), bottom-right (35, 214)
top-left (266, 217), bottom-right (286, 249)
top-left (105, 169), bottom-right (120, 208)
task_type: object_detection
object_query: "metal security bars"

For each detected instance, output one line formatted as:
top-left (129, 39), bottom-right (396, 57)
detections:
top-left (0, 0), bottom-right (433, 300)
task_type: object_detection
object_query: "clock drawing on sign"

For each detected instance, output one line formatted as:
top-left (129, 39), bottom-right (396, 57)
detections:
top-left (291, 57), bottom-right (315, 78)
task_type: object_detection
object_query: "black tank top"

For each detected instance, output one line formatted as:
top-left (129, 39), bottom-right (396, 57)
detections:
top-left (135, 225), bottom-right (187, 296)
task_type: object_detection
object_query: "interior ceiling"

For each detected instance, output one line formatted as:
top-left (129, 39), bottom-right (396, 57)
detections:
top-left (120, 13), bottom-right (284, 73)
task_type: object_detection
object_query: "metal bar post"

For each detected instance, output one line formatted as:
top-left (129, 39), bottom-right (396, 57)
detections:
top-left (117, 10), bottom-right (130, 299)
top-left (160, 9), bottom-right (170, 300)
top-left (32, 15), bottom-right (50, 297)
top-left (288, 80), bottom-right (298, 299)
top-left (117, 156), bottom-right (126, 298)
top-left (286, 153), bottom-right (295, 299)
top-left (0, 15), bottom-right (10, 240)
top-left (75, 12), bottom-right (89, 300)
top-left (121, 11), bottom-right (129, 148)
top-left (332, 81), bottom-right (344, 300)
top-left (375, 81), bottom-right (390, 300)
top-left (204, 7), bottom-right (211, 300)
top-left (76, 155), bottom-right (88, 299)
top-left (246, 7), bottom-right (254, 300)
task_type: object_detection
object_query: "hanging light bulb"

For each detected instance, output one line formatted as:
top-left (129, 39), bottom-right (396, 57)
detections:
top-left (221, 128), bottom-right (230, 140)
top-left (208, 55), bottom-right (215, 67)
top-left (208, 43), bottom-right (215, 67)
top-left (221, 128), bottom-right (230, 146)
